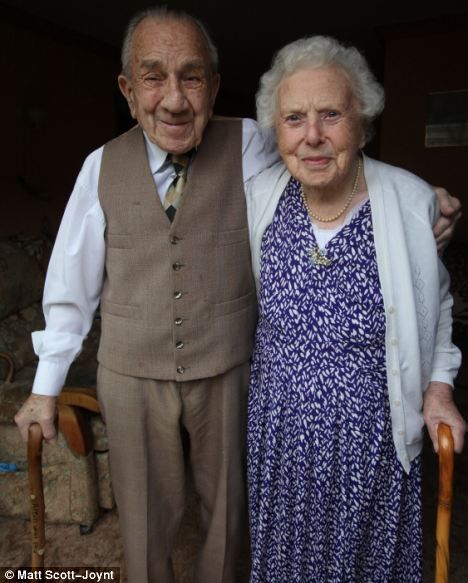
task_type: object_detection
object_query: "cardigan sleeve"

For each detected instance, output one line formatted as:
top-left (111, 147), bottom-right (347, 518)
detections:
top-left (246, 162), bottom-right (291, 290)
top-left (364, 155), bottom-right (461, 392)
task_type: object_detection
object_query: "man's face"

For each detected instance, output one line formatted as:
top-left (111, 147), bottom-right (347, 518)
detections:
top-left (118, 18), bottom-right (220, 154)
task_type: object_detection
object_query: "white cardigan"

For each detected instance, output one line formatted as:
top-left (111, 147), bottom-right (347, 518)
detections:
top-left (246, 154), bottom-right (461, 472)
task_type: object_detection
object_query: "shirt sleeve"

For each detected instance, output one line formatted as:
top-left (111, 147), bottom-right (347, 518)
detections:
top-left (430, 258), bottom-right (462, 386)
top-left (423, 188), bottom-right (461, 386)
top-left (32, 148), bottom-right (106, 396)
top-left (241, 118), bottom-right (280, 187)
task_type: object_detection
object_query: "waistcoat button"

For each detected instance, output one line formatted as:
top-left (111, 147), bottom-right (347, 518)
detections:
top-left (175, 318), bottom-right (183, 326)
top-left (177, 366), bottom-right (186, 374)
top-left (170, 236), bottom-right (181, 245)
top-left (172, 262), bottom-right (183, 271)
top-left (174, 291), bottom-right (183, 299)
top-left (176, 341), bottom-right (184, 349)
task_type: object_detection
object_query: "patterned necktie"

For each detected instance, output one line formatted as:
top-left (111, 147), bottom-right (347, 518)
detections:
top-left (163, 153), bottom-right (191, 222)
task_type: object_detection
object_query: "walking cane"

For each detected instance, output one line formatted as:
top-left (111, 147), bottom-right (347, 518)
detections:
top-left (435, 422), bottom-right (454, 583)
top-left (25, 387), bottom-right (100, 569)
top-left (28, 422), bottom-right (45, 569)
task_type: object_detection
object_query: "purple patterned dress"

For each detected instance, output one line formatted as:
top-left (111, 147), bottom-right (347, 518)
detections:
top-left (247, 179), bottom-right (422, 583)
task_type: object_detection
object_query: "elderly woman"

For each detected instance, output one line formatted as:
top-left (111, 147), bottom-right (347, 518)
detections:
top-left (246, 36), bottom-right (466, 582)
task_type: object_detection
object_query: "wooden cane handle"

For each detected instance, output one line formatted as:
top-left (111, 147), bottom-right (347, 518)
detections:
top-left (28, 423), bottom-right (45, 569)
top-left (0, 351), bottom-right (15, 382)
top-left (435, 423), bottom-right (454, 583)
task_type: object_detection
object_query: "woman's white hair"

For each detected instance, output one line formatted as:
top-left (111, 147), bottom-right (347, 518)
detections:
top-left (256, 35), bottom-right (385, 142)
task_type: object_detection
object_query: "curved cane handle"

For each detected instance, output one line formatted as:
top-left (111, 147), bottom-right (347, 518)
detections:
top-left (435, 423), bottom-right (454, 583)
top-left (28, 423), bottom-right (45, 569)
top-left (0, 352), bottom-right (15, 382)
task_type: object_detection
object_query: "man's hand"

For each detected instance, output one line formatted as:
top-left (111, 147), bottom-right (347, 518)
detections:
top-left (423, 381), bottom-right (467, 453)
top-left (433, 187), bottom-right (462, 254)
top-left (14, 394), bottom-right (58, 444)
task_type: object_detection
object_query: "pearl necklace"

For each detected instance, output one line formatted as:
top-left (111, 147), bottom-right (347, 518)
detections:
top-left (300, 157), bottom-right (361, 224)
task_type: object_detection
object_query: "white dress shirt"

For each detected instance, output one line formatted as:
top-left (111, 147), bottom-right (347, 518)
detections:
top-left (32, 119), bottom-right (279, 396)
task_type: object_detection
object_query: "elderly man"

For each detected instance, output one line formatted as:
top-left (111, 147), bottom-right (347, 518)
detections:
top-left (16, 8), bottom-right (276, 583)
top-left (15, 6), bottom-right (461, 583)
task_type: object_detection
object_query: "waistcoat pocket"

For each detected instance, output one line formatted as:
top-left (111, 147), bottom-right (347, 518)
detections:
top-left (212, 290), bottom-right (256, 317)
top-left (218, 228), bottom-right (249, 246)
top-left (101, 299), bottom-right (140, 319)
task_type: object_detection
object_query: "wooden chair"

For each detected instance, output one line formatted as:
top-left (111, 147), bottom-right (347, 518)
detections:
top-left (1, 351), bottom-right (113, 532)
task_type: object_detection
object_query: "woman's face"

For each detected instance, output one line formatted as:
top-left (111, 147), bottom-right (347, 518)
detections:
top-left (275, 66), bottom-right (366, 194)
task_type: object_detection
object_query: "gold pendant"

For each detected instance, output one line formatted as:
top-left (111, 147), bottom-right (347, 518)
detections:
top-left (310, 246), bottom-right (333, 267)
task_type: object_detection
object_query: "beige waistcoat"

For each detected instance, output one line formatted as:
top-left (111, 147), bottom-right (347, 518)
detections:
top-left (97, 120), bottom-right (257, 381)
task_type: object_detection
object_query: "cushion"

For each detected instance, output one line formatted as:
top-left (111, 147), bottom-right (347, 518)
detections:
top-left (0, 240), bottom-right (45, 320)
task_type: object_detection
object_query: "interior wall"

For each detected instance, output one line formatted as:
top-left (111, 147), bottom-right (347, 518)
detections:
top-left (4, 8), bottom-right (467, 242)
top-left (379, 18), bottom-right (468, 242)
top-left (1, 6), bottom-right (120, 239)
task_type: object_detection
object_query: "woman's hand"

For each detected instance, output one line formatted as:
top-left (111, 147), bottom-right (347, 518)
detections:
top-left (433, 187), bottom-right (462, 254)
top-left (423, 381), bottom-right (467, 453)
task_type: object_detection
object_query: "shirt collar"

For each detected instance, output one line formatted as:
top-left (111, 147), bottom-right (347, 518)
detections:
top-left (143, 131), bottom-right (170, 176)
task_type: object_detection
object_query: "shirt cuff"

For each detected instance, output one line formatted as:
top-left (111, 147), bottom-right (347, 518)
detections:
top-left (32, 360), bottom-right (70, 396)
top-left (428, 370), bottom-right (456, 389)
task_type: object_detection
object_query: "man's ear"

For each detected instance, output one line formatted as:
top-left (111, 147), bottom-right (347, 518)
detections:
top-left (210, 73), bottom-right (221, 110)
top-left (118, 74), bottom-right (137, 119)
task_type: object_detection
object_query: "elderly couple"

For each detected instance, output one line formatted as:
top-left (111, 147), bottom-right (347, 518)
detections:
top-left (16, 6), bottom-right (466, 583)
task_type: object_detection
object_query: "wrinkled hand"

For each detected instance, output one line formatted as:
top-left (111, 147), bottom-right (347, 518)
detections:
top-left (432, 187), bottom-right (462, 254)
top-left (14, 394), bottom-right (58, 444)
top-left (423, 382), bottom-right (467, 453)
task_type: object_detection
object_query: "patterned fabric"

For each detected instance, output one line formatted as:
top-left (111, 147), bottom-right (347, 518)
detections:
top-left (163, 153), bottom-right (191, 221)
top-left (247, 179), bottom-right (422, 583)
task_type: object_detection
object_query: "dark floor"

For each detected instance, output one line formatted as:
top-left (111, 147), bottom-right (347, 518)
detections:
top-left (1, 385), bottom-right (467, 583)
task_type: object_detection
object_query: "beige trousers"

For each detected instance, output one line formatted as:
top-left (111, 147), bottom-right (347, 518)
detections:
top-left (97, 363), bottom-right (249, 583)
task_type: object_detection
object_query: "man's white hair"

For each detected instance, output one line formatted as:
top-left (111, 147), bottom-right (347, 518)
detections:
top-left (121, 5), bottom-right (219, 78)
